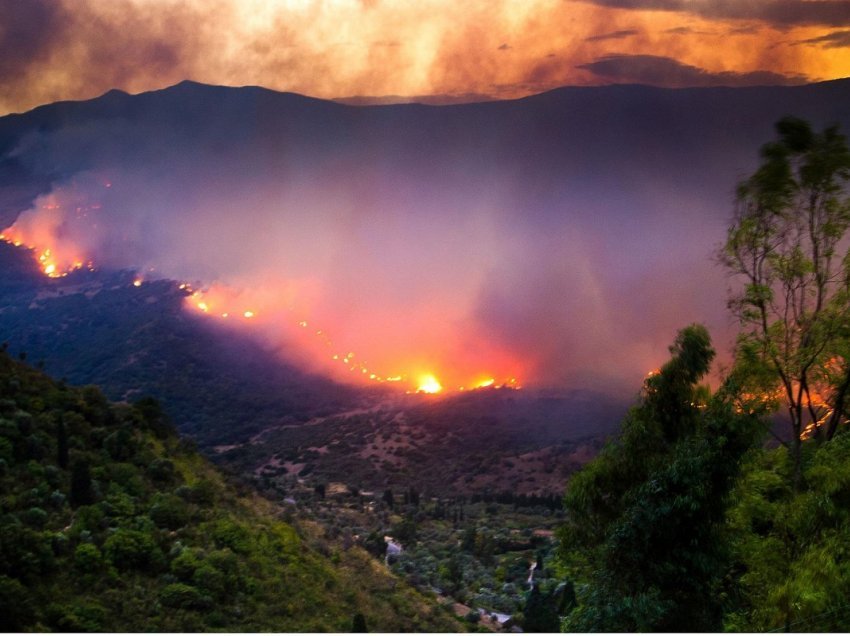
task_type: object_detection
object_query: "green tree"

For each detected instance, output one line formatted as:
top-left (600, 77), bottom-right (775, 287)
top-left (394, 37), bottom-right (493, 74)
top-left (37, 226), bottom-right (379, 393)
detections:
top-left (382, 488), bottom-right (394, 510)
top-left (0, 575), bottom-right (36, 631)
top-left (351, 612), bottom-right (368, 632)
top-left (523, 583), bottom-right (560, 633)
top-left (159, 582), bottom-right (209, 610)
top-left (559, 325), bottom-right (759, 631)
top-left (69, 458), bottom-right (95, 508)
top-left (103, 528), bottom-right (164, 572)
top-left (56, 418), bottom-right (68, 469)
top-left (725, 433), bottom-right (850, 631)
top-left (719, 117), bottom-right (850, 486)
top-left (149, 494), bottom-right (190, 530)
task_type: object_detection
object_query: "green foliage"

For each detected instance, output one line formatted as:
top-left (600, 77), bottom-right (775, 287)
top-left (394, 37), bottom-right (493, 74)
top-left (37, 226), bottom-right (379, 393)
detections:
top-left (47, 600), bottom-right (107, 632)
top-left (560, 325), bottom-right (760, 632)
top-left (724, 433), bottom-right (850, 631)
top-left (103, 527), bottom-right (165, 572)
top-left (159, 582), bottom-right (210, 610)
top-left (210, 518), bottom-right (252, 554)
top-left (73, 542), bottom-right (104, 574)
top-left (0, 348), bottom-right (459, 632)
top-left (351, 612), bottom-right (368, 632)
top-left (720, 117), bottom-right (850, 474)
top-left (0, 575), bottom-right (36, 631)
top-left (148, 493), bottom-right (190, 530)
top-left (523, 583), bottom-right (561, 632)
top-left (69, 458), bottom-right (95, 508)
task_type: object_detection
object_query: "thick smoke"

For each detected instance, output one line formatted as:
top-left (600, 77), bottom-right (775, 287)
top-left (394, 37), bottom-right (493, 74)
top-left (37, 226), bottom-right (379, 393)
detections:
top-left (5, 81), bottom-right (850, 393)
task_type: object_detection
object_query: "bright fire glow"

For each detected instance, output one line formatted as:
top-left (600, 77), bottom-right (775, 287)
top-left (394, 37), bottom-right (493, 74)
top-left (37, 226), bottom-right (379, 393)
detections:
top-left (178, 282), bottom-right (522, 393)
top-left (0, 177), bottom-right (527, 396)
top-left (417, 374), bottom-right (442, 394)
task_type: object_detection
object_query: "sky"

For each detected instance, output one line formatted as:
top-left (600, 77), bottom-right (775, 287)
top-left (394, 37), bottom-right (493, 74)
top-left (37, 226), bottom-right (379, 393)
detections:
top-left (2, 0), bottom-right (850, 115)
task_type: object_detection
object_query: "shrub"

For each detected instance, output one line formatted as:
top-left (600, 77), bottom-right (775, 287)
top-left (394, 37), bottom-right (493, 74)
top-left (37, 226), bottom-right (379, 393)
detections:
top-left (159, 582), bottom-right (210, 610)
top-left (0, 575), bottom-right (36, 631)
top-left (103, 528), bottom-right (164, 572)
top-left (211, 519), bottom-right (251, 554)
top-left (22, 507), bottom-right (48, 529)
top-left (170, 548), bottom-right (202, 581)
top-left (73, 543), bottom-right (104, 573)
top-left (149, 494), bottom-right (190, 530)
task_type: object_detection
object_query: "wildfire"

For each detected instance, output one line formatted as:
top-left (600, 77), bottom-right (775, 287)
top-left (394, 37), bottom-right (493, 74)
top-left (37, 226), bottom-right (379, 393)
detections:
top-left (178, 282), bottom-right (524, 393)
top-left (417, 374), bottom-right (443, 394)
top-left (2, 224), bottom-right (524, 395)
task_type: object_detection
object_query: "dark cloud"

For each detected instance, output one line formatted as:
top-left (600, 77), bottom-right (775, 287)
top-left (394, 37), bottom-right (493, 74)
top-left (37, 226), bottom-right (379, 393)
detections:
top-left (0, 0), bottom-right (68, 82)
top-left (498, 43), bottom-right (512, 50)
top-left (664, 26), bottom-right (713, 35)
top-left (728, 24), bottom-right (762, 34)
top-left (585, 28), bottom-right (640, 41)
top-left (570, 0), bottom-right (850, 27)
top-left (578, 54), bottom-right (809, 86)
top-left (797, 29), bottom-right (850, 47)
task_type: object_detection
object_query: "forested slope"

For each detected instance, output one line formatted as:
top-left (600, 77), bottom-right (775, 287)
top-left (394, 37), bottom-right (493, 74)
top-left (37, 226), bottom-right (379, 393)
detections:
top-left (0, 348), bottom-right (459, 632)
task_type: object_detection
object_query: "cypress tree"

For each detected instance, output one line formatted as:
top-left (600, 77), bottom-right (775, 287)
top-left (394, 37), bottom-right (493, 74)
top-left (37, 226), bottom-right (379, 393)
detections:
top-left (56, 420), bottom-right (68, 469)
top-left (70, 458), bottom-right (94, 507)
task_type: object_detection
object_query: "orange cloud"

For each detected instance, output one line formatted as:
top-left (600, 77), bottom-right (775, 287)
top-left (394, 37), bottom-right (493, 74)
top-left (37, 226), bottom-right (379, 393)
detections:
top-left (0, 0), bottom-right (846, 115)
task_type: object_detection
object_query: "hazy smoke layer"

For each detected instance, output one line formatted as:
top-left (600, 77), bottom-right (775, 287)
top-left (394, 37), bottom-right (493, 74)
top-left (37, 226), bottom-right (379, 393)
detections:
top-left (4, 81), bottom-right (850, 393)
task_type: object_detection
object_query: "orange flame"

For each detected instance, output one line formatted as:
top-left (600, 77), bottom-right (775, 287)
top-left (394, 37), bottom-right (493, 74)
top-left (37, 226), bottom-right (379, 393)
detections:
top-left (2, 181), bottom-right (527, 394)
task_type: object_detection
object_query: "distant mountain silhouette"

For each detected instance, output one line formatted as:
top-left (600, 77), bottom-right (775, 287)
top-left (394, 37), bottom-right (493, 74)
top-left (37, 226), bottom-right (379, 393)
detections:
top-left (3, 78), bottom-right (850, 227)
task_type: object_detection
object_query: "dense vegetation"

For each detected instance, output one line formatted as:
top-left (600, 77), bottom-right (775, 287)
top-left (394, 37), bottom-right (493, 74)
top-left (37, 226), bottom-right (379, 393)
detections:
top-left (0, 348), bottom-right (460, 632)
top-left (289, 484), bottom-right (567, 630)
top-left (558, 118), bottom-right (850, 631)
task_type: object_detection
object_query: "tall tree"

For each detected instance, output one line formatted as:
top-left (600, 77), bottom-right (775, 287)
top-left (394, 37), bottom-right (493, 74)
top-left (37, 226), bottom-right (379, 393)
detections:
top-left (559, 325), bottom-right (759, 631)
top-left (69, 458), bottom-right (95, 508)
top-left (719, 117), bottom-right (850, 486)
top-left (56, 419), bottom-right (68, 469)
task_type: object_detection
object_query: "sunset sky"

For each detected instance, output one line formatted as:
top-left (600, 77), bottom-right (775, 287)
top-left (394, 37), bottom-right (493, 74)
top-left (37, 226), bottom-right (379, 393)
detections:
top-left (2, 0), bottom-right (850, 115)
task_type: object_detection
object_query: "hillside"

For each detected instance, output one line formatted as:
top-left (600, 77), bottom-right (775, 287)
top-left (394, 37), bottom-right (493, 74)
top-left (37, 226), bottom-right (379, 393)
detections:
top-left (0, 348), bottom-right (460, 632)
top-left (222, 386), bottom-right (625, 498)
top-left (0, 241), bottom-right (626, 496)
top-left (0, 241), bottom-right (366, 446)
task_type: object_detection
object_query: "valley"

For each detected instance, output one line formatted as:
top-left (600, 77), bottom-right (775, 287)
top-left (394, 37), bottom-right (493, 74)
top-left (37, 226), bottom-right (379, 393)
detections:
top-left (4, 78), bottom-right (850, 632)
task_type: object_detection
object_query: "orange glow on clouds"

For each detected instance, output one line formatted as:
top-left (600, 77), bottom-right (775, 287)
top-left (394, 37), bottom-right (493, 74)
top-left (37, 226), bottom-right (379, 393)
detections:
top-left (2, 0), bottom-right (848, 116)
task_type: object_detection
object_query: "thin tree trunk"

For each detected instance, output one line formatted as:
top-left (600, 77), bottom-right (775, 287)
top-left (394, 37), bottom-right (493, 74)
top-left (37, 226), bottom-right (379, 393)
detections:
top-left (791, 404), bottom-right (803, 491)
top-left (825, 367), bottom-right (850, 440)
